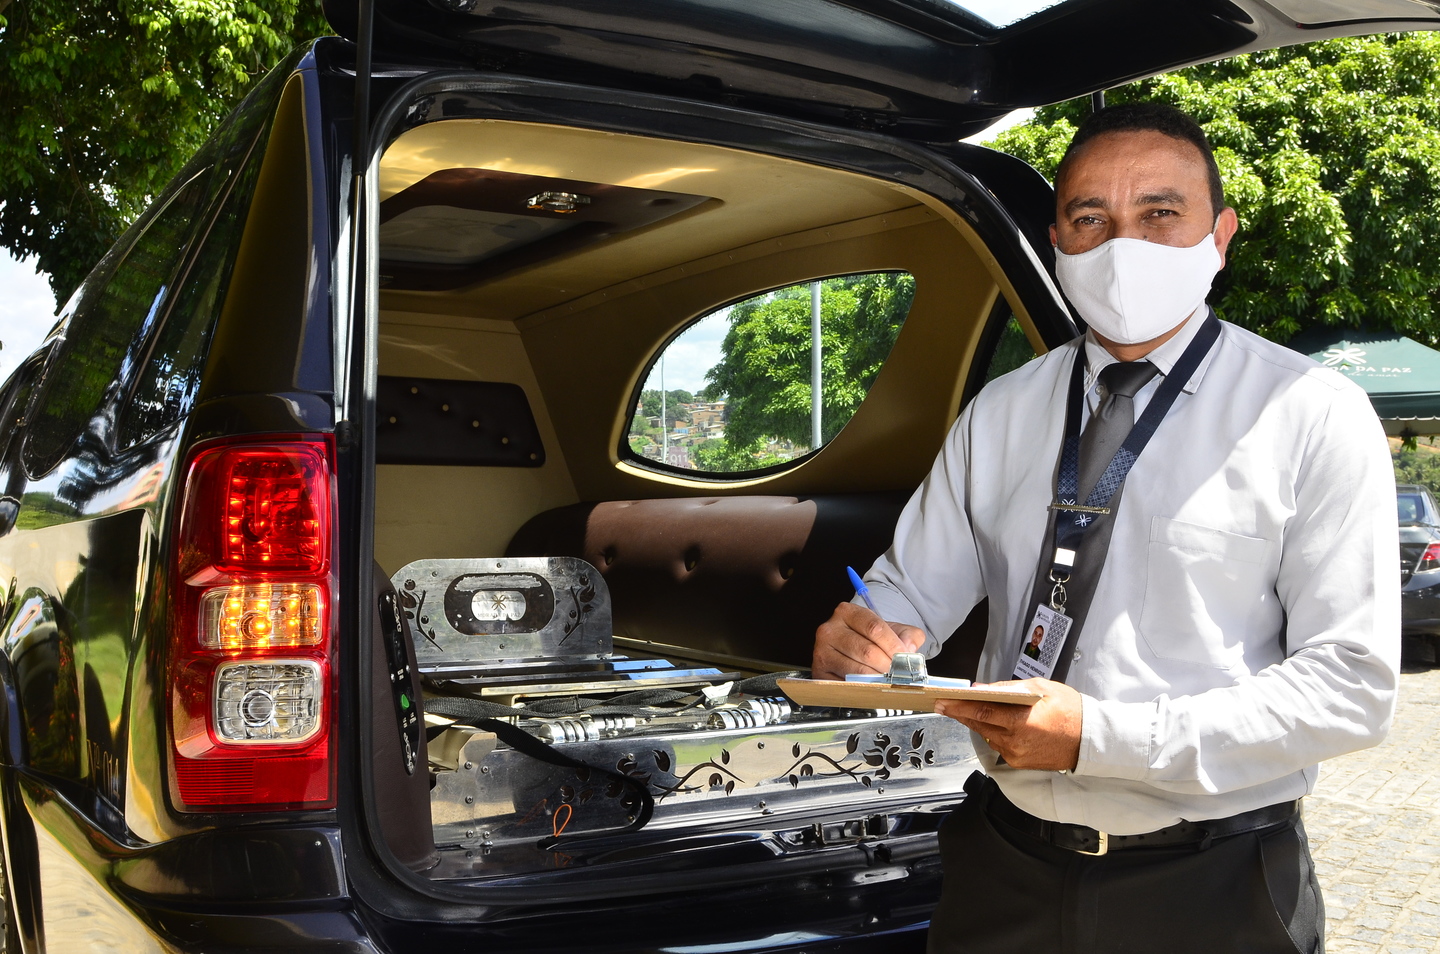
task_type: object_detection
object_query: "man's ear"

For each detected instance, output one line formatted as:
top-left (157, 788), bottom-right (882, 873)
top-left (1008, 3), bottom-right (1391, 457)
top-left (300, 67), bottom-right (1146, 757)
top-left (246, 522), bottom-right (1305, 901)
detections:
top-left (1048, 223), bottom-right (1058, 247)
top-left (1213, 207), bottom-right (1239, 267)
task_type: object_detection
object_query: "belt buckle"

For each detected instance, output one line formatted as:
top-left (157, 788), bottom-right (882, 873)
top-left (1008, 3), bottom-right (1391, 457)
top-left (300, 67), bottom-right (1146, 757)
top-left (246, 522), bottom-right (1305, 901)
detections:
top-left (1076, 830), bottom-right (1109, 856)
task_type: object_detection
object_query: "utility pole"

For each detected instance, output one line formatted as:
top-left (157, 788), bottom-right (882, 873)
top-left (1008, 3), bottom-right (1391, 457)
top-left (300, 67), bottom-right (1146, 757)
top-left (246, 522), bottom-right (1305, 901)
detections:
top-left (661, 355), bottom-right (668, 462)
top-left (810, 281), bottom-right (822, 450)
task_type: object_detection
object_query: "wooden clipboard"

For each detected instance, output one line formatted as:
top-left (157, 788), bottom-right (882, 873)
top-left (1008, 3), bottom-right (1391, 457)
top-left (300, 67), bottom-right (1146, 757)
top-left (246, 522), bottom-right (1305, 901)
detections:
top-left (777, 677), bottom-right (1041, 710)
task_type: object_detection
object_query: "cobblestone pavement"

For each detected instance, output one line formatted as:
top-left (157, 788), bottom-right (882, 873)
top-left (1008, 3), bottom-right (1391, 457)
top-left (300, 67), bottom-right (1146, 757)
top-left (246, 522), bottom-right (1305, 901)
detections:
top-left (1307, 639), bottom-right (1440, 953)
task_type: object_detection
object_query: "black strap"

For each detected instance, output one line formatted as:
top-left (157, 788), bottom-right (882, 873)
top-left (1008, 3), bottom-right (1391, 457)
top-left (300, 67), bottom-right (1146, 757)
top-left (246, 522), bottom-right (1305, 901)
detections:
top-left (426, 675), bottom-right (804, 847)
top-left (466, 717), bottom-right (655, 849)
top-left (1052, 311), bottom-right (1221, 556)
top-left (1037, 311), bottom-right (1222, 683)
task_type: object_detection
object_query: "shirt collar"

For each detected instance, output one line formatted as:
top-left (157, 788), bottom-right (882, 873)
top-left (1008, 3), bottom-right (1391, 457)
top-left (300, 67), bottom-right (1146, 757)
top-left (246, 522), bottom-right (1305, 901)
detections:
top-left (1082, 305), bottom-right (1218, 395)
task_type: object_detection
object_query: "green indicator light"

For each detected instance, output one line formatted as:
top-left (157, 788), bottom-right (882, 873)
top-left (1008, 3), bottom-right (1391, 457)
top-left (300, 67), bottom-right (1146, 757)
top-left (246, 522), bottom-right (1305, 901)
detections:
top-left (400, 692), bottom-right (411, 710)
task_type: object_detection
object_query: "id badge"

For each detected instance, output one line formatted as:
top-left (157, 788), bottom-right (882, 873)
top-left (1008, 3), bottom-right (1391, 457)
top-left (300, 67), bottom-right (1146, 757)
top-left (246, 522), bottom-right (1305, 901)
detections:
top-left (1012, 604), bottom-right (1072, 680)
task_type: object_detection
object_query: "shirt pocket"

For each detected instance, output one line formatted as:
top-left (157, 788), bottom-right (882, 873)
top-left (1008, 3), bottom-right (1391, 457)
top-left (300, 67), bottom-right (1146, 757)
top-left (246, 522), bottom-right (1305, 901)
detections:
top-left (1138, 516), bottom-right (1272, 670)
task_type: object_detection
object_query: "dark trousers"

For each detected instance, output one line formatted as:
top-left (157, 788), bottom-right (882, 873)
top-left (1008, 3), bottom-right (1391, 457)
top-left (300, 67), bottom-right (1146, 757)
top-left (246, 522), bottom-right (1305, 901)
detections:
top-left (928, 775), bottom-right (1324, 954)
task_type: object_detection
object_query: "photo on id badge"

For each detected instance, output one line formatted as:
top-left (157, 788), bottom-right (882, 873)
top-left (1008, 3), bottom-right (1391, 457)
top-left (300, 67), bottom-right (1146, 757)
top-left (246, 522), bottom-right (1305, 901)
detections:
top-left (1014, 605), bottom-right (1071, 679)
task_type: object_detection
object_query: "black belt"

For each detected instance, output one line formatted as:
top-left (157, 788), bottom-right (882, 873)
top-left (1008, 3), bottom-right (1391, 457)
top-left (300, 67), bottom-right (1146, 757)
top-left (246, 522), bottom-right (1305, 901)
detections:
top-left (986, 786), bottom-right (1299, 856)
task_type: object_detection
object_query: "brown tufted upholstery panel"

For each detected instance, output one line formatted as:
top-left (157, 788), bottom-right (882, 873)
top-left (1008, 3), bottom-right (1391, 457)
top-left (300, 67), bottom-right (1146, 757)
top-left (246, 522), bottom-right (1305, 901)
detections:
top-left (507, 495), bottom-right (987, 676)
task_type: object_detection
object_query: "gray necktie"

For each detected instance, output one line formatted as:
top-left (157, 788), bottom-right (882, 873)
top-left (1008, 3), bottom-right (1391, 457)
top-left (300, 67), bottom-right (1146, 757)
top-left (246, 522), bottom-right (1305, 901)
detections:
top-left (1077, 360), bottom-right (1159, 502)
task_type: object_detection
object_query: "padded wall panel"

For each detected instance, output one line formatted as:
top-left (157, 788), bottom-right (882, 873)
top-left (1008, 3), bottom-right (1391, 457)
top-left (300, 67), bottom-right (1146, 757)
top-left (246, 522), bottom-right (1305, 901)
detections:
top-left (508, 495), bottom-right (905, 666)
top-left (376, 376), bottom-right (544, 467)
top-left (509, 495), bottom-right (989, 676)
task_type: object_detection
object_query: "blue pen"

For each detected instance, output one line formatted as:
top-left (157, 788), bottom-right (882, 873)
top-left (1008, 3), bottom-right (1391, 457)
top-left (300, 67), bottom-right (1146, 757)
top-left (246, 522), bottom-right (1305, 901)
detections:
top-left (847, 566), bottom-right (879, 613)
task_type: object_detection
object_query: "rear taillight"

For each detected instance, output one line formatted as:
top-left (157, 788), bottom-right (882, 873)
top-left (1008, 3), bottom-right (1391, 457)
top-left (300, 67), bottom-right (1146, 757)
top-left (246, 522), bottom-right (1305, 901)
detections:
top-left (1418, 543), bottom-right (1440, 573)
top-left (168, 435), bottom-right (336, 811)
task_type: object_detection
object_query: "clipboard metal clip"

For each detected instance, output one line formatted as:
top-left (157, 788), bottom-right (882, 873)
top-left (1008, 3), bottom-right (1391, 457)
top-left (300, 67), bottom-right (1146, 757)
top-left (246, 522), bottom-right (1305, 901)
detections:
top-left (888, 653), bottom-right (928, 685)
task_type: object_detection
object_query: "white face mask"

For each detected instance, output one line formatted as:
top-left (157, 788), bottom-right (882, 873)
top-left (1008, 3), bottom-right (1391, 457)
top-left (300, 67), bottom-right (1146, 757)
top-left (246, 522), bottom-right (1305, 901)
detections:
top-left (1053, 232), bottom-right (1222, 345)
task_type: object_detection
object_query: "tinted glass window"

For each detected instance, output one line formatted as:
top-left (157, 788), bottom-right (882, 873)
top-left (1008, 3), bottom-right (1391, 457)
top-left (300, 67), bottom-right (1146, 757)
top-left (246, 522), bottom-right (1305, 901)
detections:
top-left (112, 67), bottom-right (291, 449)
top-left (23, 175), bottom-right (210, 474)
top-left (626, 272), bottom-right (914, 475)
top-left (982, 315), bottom-right (1038, 386)
top-left (1399, 493), bottom-right (1424, 524)
top-left (22, 58), bottom-right (290, 468)
top-left (117, 143), bottom-right (266, 448)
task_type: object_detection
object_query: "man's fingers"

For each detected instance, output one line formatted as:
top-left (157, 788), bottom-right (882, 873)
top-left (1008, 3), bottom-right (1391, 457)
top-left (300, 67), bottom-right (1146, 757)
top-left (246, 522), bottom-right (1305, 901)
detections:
top-left (894, 623), bottom-right (926, 652)
top-left (813, 603), bottom-right (930, 679)
top-left (814, 617), bottom-right (892, 677)
top-left (936, 698), bottom-right (1029, 730)
top-left (825, 625), bottom-right (894, 674)
top-left (833, 602), bottom-right (910, 656)
top-left (934, 679), bottom-right (1083, 772)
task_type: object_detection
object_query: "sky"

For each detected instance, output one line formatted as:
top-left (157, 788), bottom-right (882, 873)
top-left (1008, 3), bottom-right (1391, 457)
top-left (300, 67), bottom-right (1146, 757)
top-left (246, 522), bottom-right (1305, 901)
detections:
top-left (0, 108), bottom-right (1038, 397)
top-left (0, 253), bottom-right (59, 384)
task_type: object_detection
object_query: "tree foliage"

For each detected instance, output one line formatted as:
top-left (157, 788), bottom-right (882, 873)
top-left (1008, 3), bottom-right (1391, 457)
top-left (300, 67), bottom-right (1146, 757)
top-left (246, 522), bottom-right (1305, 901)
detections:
top-left (638, 389), bottom-right (692, 427)
top-left (702, 272), bottom-right (913, 449)
top-left (988, 33), bottom-right (1440, 345)
top-left (1392, 439), bottom-right (1440, 497)
top-left (0, 0), bottom-right (329, 302)
top-left (690, 437), bottom-right (786, 474)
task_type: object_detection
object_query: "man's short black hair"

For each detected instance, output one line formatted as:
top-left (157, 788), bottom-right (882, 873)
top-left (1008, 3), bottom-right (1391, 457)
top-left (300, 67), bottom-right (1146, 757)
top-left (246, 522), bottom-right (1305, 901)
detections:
top-left (1058, 102), bottom-right (1225, 218)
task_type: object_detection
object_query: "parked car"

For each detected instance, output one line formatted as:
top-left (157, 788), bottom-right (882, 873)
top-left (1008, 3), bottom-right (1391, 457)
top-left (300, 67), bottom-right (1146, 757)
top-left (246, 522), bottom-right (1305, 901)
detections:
top-left (1399, 483), bottom-right (1440, 646)
top-left (1, 1), bottom-right (1435, 951)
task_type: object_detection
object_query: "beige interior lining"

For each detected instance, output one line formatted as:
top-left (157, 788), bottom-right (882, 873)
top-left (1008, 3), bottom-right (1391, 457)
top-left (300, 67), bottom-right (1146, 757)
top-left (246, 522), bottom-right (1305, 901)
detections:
top-left (378, 120), bottom-right (923, 322)
top-left (373, 118), bottom-right (1032, 570)
top-left (375, 313), bottom-right (578, 573)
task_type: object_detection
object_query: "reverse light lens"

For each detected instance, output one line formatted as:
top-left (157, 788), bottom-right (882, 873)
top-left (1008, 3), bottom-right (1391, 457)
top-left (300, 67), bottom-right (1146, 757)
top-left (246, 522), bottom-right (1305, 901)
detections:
top-left (213, 660), bottom-right (322, 743)
top-left (199, 583), bottom-right (325, 649)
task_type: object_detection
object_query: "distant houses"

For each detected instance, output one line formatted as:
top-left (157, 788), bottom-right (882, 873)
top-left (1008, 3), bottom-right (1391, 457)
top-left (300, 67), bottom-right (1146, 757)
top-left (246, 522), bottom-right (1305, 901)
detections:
top-left (633, 400), bottom-right (728, 466)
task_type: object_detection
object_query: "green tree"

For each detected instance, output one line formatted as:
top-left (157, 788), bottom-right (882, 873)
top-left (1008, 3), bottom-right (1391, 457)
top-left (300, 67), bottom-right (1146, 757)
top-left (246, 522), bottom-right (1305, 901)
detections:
top-left (638, 389), bottom-right (692, 427)
top-left (0, 0), bottom-right (329, 302)
top-left (988, 33), bottom-right (1440, 345)
top-left (701, 272), bottom-right (913, 449)
top-left (1393, 440), bottom-right (1440, 497)
top-left (691, 437), bottom-right (786, 474)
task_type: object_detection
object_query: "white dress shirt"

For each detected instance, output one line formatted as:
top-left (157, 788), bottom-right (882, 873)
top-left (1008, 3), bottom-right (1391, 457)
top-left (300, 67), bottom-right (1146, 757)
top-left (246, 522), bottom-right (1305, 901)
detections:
top-left (863, 309), bottom-right (1400, 835)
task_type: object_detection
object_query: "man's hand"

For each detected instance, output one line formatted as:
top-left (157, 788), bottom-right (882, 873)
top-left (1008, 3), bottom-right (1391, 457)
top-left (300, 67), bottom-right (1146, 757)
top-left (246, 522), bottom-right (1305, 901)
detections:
top-left (813, 602), bottom-right (926, 680)
top-left (935, 679), bottom-right (1083, 772)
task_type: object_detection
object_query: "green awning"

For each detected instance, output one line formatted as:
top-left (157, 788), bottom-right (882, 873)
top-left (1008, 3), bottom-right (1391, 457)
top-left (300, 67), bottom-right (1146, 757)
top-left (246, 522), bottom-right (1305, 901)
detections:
top-left (1287, 329), bottom-right (1440, 436)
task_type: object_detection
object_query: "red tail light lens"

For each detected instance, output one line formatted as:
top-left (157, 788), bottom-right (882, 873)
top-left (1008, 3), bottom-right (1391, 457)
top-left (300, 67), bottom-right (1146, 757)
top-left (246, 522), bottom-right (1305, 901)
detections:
top-left (1418, 543), bottom-right (1440, 573)
top-left (169, 435), bottom-right (336, 812)
top-left (224, 455), bottom-right (324, 569)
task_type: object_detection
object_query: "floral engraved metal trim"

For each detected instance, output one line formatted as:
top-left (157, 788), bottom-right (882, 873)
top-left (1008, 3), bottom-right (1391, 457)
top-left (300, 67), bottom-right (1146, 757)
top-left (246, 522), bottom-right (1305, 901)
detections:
top-left (634, 745), bottom-right (746, 799)
top-left (558, 728), bottom-right (940, 807)
top-left (558, 575), bottom-right (598, 645)
top-left (779, 728), bottom-right (936, 790)
top-left (399, 581), bottom-right (444, 652)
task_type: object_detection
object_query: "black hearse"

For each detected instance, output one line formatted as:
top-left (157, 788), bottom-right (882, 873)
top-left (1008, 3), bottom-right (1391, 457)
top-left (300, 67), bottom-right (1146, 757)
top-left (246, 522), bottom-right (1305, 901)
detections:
top-left (0, 2), bottom-right (1432, 951)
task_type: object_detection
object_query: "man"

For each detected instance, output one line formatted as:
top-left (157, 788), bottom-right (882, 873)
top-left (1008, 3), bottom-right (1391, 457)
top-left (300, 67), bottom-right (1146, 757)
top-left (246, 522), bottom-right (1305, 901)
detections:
top-left (1023, 625), bottom-right (1044, 660)
top-left (814, 103), bottom-right (1398, 953)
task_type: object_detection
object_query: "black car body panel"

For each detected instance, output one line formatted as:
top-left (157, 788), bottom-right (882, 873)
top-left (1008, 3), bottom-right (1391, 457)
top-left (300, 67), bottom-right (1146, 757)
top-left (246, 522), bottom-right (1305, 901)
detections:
top-left (324, 0), bottom-right (1440, 140)
top-left (0, 2), bottom-right (1434, 950)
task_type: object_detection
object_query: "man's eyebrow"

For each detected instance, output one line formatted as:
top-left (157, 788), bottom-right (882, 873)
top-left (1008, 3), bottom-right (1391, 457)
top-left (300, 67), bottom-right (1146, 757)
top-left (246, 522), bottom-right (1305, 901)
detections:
top-left (1062, 196), bottom-right (1106, 217)
top-left (1136, 189), bottom-right (1187, 206)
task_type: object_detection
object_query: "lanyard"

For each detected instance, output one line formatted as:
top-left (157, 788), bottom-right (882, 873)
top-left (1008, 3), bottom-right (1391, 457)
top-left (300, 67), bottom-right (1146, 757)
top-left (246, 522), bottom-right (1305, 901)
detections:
top-left (1044, 311), bottom-right (1221, 609)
